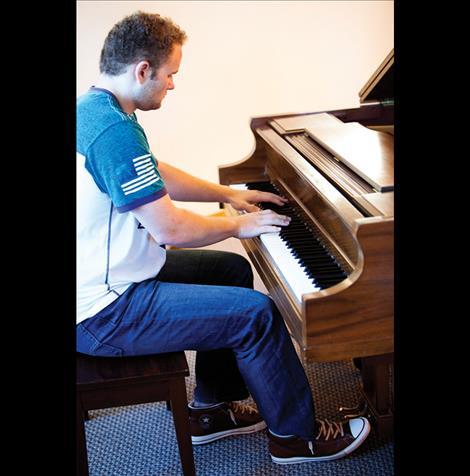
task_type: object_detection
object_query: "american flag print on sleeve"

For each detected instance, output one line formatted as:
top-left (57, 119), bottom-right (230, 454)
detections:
top-left (121, 154), bottom-right (161, 195)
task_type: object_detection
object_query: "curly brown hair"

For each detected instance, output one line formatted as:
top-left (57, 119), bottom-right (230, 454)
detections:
top-left (99, 11), bottom-right (187, 77)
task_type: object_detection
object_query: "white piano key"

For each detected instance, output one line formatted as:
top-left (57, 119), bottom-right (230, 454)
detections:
top-left (229, 183), bottom-right (248, 191)
top-left (229, 183), bottom-right (319, 303)
top-left (259, 232), bottom-right (319, 302)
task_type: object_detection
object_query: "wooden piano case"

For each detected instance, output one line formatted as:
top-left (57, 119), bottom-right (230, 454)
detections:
top-left (219, 49), bottom-right (394, 437)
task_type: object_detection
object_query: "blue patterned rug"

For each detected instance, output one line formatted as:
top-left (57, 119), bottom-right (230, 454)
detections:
top-left (84, 351), bottom-right (394, 475)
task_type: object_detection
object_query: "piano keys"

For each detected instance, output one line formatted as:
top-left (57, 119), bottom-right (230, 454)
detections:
top-left (219, 49), bottom-right (394, 436)
top-left (231, 181), bottom-right (348, 302)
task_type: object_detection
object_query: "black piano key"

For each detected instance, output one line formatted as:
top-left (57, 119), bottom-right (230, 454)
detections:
top-left (295, 256), bottom-right (330, 264)
top-left (302, 264), bottom-right (341, 272)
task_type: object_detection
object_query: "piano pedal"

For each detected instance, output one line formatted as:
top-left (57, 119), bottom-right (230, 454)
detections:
top-left (338, 400), bottom-right (369, 420)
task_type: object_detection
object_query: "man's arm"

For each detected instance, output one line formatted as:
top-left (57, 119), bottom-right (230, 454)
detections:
top-left (131, 193), bottom-right (290, 248)
top-left (158, 161), bottom-right (287, 212)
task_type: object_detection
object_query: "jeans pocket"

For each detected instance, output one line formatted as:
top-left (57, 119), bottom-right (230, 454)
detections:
top-left (76, 322), bottom-right (123, 357)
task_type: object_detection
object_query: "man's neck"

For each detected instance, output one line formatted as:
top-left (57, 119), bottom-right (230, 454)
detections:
top-left (94, 74), bottom-right (136, 114)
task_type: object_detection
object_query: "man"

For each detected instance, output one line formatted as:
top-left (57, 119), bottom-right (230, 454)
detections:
top-left (76, 11), bottom-right (370, 464)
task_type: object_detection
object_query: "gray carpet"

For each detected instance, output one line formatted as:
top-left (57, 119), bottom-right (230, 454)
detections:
top-left (84, 351), bottom-right (394, 475)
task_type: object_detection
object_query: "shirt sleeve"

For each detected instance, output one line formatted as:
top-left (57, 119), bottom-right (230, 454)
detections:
top-left (85, 121), bottom-right (168, 212)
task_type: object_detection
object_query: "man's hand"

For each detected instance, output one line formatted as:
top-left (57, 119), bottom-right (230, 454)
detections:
top-left (234, 209), bottom-right (291, 239)
top-left (228, 188), bottom-right (288, 213)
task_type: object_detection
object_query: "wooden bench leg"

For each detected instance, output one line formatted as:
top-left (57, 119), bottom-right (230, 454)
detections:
top-left (77, 398), bottom-right (89, 476)
top-left (169, 379), bottom-right (196, 476)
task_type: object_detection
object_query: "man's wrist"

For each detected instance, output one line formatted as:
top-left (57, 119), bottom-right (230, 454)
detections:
top-left (223, 185), bottom-right (236, 203)
top-left (226, 215), bottom-right (240, 238)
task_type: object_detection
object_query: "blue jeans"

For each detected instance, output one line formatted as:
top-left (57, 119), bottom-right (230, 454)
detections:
top-left (76, 250), bottom-right (316, 438)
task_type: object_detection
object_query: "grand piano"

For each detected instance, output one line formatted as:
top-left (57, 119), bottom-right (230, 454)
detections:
top-left (219, 49), bottom-right (394, 436)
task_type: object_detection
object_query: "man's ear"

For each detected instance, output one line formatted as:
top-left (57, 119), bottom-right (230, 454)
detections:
top-left (135, 61), bottom-right (152, 84)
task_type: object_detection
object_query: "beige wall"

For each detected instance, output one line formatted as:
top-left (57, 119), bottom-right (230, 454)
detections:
top-left (77, 1), bottom-right (393, 214)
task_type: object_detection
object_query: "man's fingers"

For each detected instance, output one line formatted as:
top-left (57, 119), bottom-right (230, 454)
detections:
top-left (236, 209), bottom-right (290, 239)
top-left (260, 226), bottom-right (282, 233)
top-left (260, 192), bottom-right (288, 205)
top-left (258, 209), bottom-right (290, 225)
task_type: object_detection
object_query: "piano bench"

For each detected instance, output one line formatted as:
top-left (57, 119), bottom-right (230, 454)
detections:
top-left (76, 351), bottom-right (196, 476)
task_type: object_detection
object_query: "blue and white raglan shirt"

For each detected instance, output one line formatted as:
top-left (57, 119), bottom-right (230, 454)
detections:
top-left (76, 87), bottom-right (168, 324)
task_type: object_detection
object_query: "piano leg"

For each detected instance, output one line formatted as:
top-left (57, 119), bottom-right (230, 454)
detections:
top-left (340, 353), bottom-right (394, 439)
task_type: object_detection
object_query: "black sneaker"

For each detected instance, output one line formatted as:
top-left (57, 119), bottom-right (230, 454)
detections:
top-left (188, 401), bottom-right (267, 445)
top-left (269, 417), bottom-right (370, 464)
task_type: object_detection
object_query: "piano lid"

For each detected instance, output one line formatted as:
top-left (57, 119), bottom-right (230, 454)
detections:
top-left (358, 48), bottom-right (394, 104)
top-left (303, 113), bottom-right (393, 192)
top-left (272, 112), bottom-right (394, 192)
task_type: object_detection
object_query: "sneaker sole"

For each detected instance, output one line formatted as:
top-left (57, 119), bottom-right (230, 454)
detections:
top-left (192, 421), bottom-right (267, 445)
top-left (271, 418), bottom-right (371, 464)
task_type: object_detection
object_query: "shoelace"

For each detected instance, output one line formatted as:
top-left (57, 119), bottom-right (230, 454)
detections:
top-left (315, 419), bottom-right (345, 441)
top-left (227, 402), bottom-right (258, 426)
top-left (229, 401), bottom-right (258, 415)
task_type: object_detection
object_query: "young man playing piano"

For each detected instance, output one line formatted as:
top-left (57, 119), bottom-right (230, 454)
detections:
top-left (76, 11), bottom-right (370, 464)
